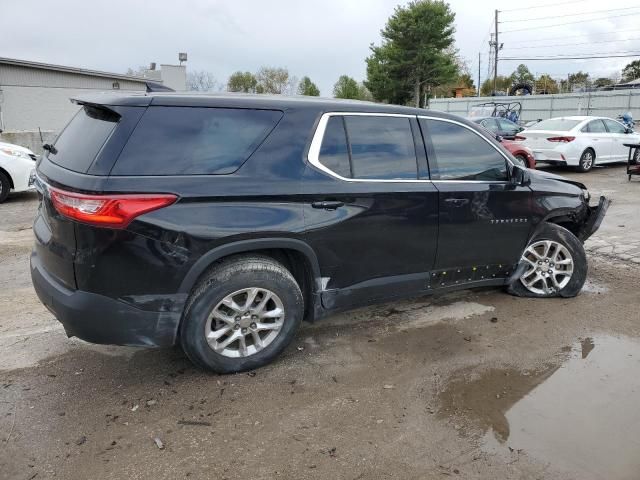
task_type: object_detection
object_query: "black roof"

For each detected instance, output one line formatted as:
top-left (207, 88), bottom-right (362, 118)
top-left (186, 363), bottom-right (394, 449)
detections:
top-left (71, 92), bottom-right (459, 120)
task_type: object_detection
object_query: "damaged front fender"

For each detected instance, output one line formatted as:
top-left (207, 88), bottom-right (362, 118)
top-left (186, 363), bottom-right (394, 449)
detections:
top-left (578, 196), bottom-right (611, 242)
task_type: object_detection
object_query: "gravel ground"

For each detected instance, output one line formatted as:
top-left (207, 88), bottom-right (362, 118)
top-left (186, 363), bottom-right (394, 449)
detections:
top-left (1, 164), bottom-right (639, 480)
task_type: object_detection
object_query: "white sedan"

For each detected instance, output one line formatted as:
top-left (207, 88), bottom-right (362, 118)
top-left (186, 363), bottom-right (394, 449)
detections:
top-left (517, 116), bottom-right (640, 172)
top-left (0, 141), bottom-right (37, 203)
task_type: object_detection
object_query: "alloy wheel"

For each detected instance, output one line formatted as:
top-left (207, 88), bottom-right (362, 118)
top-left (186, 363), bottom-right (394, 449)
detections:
top-left (519, 240), bottom-right (574, 295)
top-left (580, 151), bottom-right (594, 170)
top-left (204, 288), bottom-right (285, 358)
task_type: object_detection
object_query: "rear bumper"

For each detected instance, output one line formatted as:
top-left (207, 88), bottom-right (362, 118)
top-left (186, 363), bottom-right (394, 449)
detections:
top-left (30, 252), bottom-right (180, 347)
top-left (579, 196), bottom-right (610, 241)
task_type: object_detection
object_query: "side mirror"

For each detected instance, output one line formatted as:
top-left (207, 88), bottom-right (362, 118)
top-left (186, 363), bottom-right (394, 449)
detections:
top-left (510, 164), bottom-right (530, 186)
top-left (625, 127), bottom-right (634, 134)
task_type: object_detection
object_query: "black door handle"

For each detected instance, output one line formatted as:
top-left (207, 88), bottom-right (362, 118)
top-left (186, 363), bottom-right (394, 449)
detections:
top-left (311, 200), bottom-right (344, 210)
top-left (444, 198), bottom-right (469, 207)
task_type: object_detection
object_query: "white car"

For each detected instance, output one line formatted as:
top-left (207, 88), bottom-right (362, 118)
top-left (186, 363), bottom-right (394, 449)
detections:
top-left (517, 116), bottom-right (640, 172)
top-left (0, 141), bottom-right (37, 203)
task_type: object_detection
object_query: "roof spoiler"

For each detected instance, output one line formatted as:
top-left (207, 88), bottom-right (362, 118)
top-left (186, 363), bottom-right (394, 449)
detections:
top-left (146, 82), bottom-right (174, 92)
top-left (70, 98), bottom-right (121, 120)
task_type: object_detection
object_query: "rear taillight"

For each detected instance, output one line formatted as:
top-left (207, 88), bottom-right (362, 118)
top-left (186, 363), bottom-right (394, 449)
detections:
top-left (547, 136), bottom-right (575, 143)
top-left (513, 135), bottom-right (527, 141)
top-left (49, 187), bottom-right (177, 228)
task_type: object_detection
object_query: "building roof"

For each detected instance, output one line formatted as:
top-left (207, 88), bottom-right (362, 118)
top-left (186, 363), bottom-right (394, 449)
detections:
top-left (0, 57), bottom-right (151, 83)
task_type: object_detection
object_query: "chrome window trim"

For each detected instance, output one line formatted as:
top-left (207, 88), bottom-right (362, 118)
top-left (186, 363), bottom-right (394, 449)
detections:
top-left (307, 112), bottom-right (516, 184)
top-left (307, 112), bottom-right (431, 183)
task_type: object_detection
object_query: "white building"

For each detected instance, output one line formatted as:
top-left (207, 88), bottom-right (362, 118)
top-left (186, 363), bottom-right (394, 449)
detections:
top-left (0, 57), bottom-right (186, 151)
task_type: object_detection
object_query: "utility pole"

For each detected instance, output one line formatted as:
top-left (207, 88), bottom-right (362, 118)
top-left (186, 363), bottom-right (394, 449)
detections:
top-left (478, 52), bottom-right (481, 97)
top-left (493, 9), bottom-right (499, 94)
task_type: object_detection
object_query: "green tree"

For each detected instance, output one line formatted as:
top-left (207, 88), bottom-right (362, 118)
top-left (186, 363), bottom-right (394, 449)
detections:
top-left (560, 71), bottom-right (591, 92)
top-left (227, 71), bottom-right (257, 93)
top-left (365, 0), bottom-right (458, 106)
top-left (535, 74), bottom-right (559, 94)
top-left (511, 64), bottom-right (534, 84)
top-left (256, 66), bottom-right (294, 94)
top-left (622, 60), bottom-right (640, 82)
top-left (297, 76), bottom-right (320, 96)
top-left (594, 77), bottom-right (614, 88)
top-left (480, 76), bottom-right (512, 96)
top-left (333, 75), bottom-right (360, 99)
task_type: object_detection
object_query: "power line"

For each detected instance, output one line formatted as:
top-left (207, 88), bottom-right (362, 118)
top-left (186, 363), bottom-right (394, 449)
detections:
top-left (505, 28), bottom-right (640, 45)
top-left (500, 6), bottom-right (640, 23)
top-left (501, 12), bottom-right (640, 33)
top-left (503, 37), bottom-right (640, 50)
top-left (500, 0), bottom-right (584, 12)
top-left (501, 53), bottom-right (640, 61)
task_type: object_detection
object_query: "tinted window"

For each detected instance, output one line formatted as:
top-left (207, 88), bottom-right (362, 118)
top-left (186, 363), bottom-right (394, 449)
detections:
top-left (48, 106), bottom-right (118, 173)
top-left (529, 118), bottom-right (581, 131)
top-left (603, 119), bottom-right (626, 134)
top-left (318, 116), bottom-right (351, 178)
top-left (344, 116), bottom-right (417, 180)
top-left (497, 118), bottom-right (518, 132)
top-left (480, 119), bottom-right (498, 132)
top-left (583, 120), bottom-right (607, 133)
top-left (112, 107), bottom-right (282, 175)
top-left (422, 119), bottom-right (508, 181)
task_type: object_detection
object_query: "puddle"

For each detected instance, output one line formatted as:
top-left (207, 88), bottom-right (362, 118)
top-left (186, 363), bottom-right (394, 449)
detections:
top-left (439, 335), bottom-right (640, 480)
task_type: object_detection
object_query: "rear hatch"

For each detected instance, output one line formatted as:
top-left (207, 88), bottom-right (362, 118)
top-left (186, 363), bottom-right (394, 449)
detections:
top-left (34, 100), bottom-right (146, 289)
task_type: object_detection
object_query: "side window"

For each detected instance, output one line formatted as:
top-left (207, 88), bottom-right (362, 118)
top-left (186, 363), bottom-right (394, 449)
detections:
top-left (585, 120), bottom-right (607, 133)
top-left (318, 116), bottom-right (352, 178)
top-left (112, 107), bottom-right (283, 175)
top-left (497, 118), bottom-right (518, 132)
top-left (421, 119), bottom-right (508, 181)
top-left (603, 119), bottom-right (626, 134)
top-left (344, 116), bottom-right (417, 180)
top-left (481, 119), bottom-right (498, 132)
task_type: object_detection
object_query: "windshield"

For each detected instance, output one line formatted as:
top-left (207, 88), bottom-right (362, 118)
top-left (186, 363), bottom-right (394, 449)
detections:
top-left (528, 118), bottom-right (581, 131)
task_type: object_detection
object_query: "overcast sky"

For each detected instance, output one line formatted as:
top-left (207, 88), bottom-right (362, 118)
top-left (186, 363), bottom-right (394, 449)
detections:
top-left (2, 0), bottom-right (639, 95)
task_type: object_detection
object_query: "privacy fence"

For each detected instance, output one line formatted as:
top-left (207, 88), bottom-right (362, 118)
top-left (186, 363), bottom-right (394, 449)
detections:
top-left (428, 89), bottom-right (640, 122)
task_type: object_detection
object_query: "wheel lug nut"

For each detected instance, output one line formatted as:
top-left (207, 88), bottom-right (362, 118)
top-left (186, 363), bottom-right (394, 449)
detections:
top-left (235, 316), bottom-right (240, 322)
top-left (234, 324), bottom-right (240, 330)
top-left (241, 328), bottom-right (247, 334)
top-left (252, 315), bottom-right (257, 320)
top-left (250, 322), bottom-right (257, 329)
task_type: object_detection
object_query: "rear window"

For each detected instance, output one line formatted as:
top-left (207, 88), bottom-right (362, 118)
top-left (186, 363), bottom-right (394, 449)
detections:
top-left (529, 118), bottom-right (581, 131)
top-left (111, 107), bottom-right (282, 176)
top-left (48, 105), bottom-right (119, 173)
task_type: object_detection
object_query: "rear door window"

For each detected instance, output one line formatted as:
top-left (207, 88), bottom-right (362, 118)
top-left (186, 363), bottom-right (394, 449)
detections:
top-left (421, 119), bottom-right (508, 181)
top-left (48, 105), bottom-right (119, 173)
top-left (112, 107), bottom-right (283, 175)
top-left (343, 116), bottom-right (417, 180)
top-left (583, 119), bottom-right (607, 133)
top-left (318, 116), bottom-right (352, 178)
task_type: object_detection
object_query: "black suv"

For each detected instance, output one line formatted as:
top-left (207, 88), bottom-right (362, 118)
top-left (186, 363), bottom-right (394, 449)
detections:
top-left (31, 94), bottom-right (609, 373)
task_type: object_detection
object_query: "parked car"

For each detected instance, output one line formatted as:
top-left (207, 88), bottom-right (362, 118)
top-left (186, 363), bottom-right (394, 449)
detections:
top-left (0, 141), bottom-right (37, 203)
top-left (517, 116), bottom-right (640, 172)
top-left (469, 116), bottom-right (524, 140)
top-left (501, 139), bottom-right (536, 169)
top-left (31, 94), bottom-right (609, 373)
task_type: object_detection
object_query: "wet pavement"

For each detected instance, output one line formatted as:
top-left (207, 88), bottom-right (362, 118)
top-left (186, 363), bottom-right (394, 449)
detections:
top-left (441, 335), bottom-right (640, 480)
top-left (1, 165), bottom-right (640, 479)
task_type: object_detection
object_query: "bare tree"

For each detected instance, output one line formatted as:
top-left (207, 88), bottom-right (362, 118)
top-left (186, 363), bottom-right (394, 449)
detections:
top-left (256, 67), bottom-right (297, 95)
top-left (187, 70), bottom-right (220, 92)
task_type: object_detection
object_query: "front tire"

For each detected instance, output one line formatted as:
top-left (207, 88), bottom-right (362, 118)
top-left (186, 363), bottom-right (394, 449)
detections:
top-left (180, 255), bottom-right (303, 373)
top-left (0, 171), bottom-right (11, 203)
top-left (508, 223), bottom-right (587, 298)
top-left (576, 148), bottom-right (595, 172)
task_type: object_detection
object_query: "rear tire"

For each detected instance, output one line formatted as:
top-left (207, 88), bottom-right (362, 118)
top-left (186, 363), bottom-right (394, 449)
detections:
top-left (180, 255), bottom-right (303, 373)
top-left (576, 148), bottom-right (595, 172)
top-left (514, 154), bottom-right (528, 167)
top-left (0, 172), bottom-right (10, 203)
top-left (508, 223), bottom-right (587, 298)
